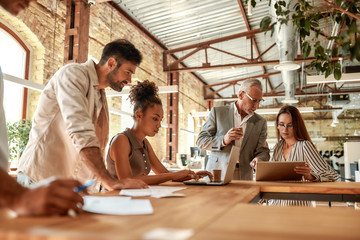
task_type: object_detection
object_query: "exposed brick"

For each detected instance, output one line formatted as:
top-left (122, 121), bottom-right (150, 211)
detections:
top-left (1, 1), bottom-right (207, 161)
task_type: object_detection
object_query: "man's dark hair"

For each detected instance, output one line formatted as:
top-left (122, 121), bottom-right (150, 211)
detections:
top-left (99, 39), bottom-right (142, 67)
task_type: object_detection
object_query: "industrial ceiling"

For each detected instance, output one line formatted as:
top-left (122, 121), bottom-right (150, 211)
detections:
top-left (110, 0), bottom-right (360, 113)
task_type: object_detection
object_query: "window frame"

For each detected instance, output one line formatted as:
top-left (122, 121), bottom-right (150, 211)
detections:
top-left (0, 22), bottom-right (30, 119)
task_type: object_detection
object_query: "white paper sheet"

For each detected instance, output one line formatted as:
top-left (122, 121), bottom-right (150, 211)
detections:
top-left (83, 196), bottom-right (153, 215)
top-left (142, 228), bottom-right (194, 240)
top-left (120, 186), bottom-right (186, 198)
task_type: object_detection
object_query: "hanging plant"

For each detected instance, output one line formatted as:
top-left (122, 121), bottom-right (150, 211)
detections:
top-left (248, 0), bottom-right (360, 80)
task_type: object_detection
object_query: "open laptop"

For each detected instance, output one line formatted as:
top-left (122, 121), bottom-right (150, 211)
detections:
top-left (183, 146), bottom-right (240, 186)
top-left (255, 161), bottom-right (306, 181)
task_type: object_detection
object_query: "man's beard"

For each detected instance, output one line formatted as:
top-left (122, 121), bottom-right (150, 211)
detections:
top-left (106, 70), bottom-right (126, 92)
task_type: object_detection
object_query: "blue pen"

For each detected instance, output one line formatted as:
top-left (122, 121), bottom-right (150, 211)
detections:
top-left (75, 179), bottom-right (95, 192)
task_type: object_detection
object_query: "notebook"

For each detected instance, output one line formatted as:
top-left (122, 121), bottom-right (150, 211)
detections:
top-left (183, 146), bottom-right (240, 186)
top-left (255, 161), bottom-right (306, 181)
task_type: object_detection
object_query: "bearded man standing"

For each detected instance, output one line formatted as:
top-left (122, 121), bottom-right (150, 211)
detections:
top-left (18, 39), bottom-right (147, 192)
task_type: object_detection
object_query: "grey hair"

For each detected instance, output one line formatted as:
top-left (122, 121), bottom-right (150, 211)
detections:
top-left (239, 78), bottom-right (263, 92)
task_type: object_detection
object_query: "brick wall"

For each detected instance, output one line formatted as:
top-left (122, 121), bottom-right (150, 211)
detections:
top-left (1, 1), bottom-right (207, 161)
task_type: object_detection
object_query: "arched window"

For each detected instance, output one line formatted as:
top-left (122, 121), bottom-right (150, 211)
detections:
top-left (0, 23), bottom-right (29, 123)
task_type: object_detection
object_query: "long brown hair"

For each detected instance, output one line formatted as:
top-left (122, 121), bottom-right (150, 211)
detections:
top-left (275, 105), bottom-right (314, 146)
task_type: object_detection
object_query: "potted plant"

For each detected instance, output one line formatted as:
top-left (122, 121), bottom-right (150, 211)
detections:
top-left (6, 119), bottom-right (32, 171)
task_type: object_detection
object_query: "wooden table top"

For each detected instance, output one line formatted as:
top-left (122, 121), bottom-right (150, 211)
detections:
top-left (0, 182), bottom-right (259, 240)
top-left (235, 180), bottom-right (360, 195)
top-left (193, 203), bottom-right (360, 240)
top-left (0, 181), bottom-right (359, 240)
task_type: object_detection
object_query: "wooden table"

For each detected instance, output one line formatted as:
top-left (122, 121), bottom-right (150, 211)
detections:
top-left (235, 180), bottom-right (360, 203)
top-left (193, 203), bottom-right (360, 240)
top-left (0, 181), bottom-right (359, 240)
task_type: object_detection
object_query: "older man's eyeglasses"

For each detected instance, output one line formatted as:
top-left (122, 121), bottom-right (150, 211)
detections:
top-left (242, 91), bottom-right (264, 104)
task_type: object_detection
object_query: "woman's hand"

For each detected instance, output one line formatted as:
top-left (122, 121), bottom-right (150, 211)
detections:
top-left (250, 157), bottom-right (262, 169)
top-left (171, 170), bottom-right (213, 182)
top-left (193, 171), bottom-right (213, 181)
top-left (294, 162), bottom-right (315, 181)
top-left (172, 170), bottom-right (196, 182)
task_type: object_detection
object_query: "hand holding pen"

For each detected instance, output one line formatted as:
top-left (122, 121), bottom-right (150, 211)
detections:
top-left (67, 179), bottom-right (95, 217)
top-left (75, 179), bottom-right (95, 193)
top-left (13, 178), bottom-right (85, 217)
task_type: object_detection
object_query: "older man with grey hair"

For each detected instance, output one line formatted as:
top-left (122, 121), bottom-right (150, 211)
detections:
top-left (197, 78), bottom-right (270, 180)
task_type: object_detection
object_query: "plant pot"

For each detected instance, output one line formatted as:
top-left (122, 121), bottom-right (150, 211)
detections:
top-left (9, 160), bottom-right (17, 172)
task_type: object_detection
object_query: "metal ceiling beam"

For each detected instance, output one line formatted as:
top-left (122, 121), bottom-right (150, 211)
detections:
top-left (207, 89), bottom-right (360, 101)
top-left (165, 57), bottom-right (345, 72)
top-left (164, 28), bottom-right (266, 54)
top-left (206, 71), bottom-right (281, 88)
top-left (256, 43), bottom-right (276, 60)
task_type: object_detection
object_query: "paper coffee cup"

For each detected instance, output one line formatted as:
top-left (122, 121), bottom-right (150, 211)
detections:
top-left (213, 169), bottom-right (222, 182)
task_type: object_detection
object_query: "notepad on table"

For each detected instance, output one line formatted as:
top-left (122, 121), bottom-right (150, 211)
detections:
top-left (83, 196), bottom-right (153, 215)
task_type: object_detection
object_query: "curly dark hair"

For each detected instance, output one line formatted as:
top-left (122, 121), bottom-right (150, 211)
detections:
top-left (129, 80), bottom-right (162, 120)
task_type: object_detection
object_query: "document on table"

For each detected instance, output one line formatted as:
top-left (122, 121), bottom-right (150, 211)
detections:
top-left (143, 228), bottom-right (194, 240)
top-left (83, 196), bottom-right (153, 215)
top-left (120, 186), bottom-right (186, 198)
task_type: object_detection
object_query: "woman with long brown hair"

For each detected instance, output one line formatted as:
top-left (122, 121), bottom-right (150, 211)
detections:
top-left (270, 105), bottom-right (338, 206)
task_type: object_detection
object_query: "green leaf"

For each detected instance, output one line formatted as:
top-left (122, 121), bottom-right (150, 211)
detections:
top-left (300, 18), bottom-right (305, 27)
top-left (310, 21), bottom-right (319, 27)
top-left (332, 47), bottom-right (338, 57)
top-left (335, 0), bottom-right (342, 5)
top-left (349, 20), bottom-right (357, 33)
top-left (334, 68), bottom-right (342, 80)
top-left (270, 22), bottom-right (276, 37)
top-left (315, 45), bottom-right (325, 58)
top-left (335, 14), bottom-right (342, 24)
top-left (278, 1), bottom-right (286, 7)
top-left (334, 62), bottom-right (341, 69)
top-left (251, 0), bottom-right (256, 8)
top-left (260, 16), bottom-right (272, 31)
top-left (325, 66), bottom-right (332, 78)
top-left (302, 41), bottom-right (311, 59)
top-left (304, 19), bottom-right (311, 32)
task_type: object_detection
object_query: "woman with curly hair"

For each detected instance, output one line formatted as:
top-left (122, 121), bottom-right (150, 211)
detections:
top-left (106, 80), bottom-right (212, 184)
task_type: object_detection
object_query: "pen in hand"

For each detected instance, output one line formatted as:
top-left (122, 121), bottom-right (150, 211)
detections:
top-left (68, 179), bottom-right (94, 218)
top-left (74, 179), bottom-right (95, 192)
